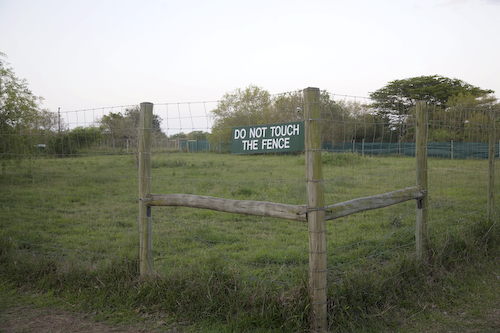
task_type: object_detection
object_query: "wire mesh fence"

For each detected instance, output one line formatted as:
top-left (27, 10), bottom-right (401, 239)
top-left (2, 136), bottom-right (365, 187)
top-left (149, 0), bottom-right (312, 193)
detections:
top-left (1, 88), bottom-right (498, 330)
top-left (1, 105), bottom-right (140, 271)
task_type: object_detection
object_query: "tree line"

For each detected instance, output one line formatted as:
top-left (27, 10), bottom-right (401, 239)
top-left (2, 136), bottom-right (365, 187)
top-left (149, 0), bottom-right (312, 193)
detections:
top-left (48, 107), bottom-right (166, 156)
top-left (2, 49), bottom-right (498, 159)
top-left (0, 52), bottom-right (169, 157)
top-left (210, 78), bottom-right (498, 148)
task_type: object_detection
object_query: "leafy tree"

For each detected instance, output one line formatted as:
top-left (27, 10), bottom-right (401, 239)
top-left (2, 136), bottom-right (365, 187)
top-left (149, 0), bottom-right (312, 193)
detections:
top-left (32, 109), bottom-right (67, 148)
top-left (123, 106), bottom-right (163, 135)
top-left (46, 126), bottom-right (103, 156)
top-left (370, 75), bottom-right (495, 142)
top-left (273, 91), bottom-right (304, 123)
top-left (169, 132), bottom-right (187, 140)
top-left (370, 75), bottom-right (493, 113)
top-left (0, 52), bottom-right (44, 158)
top-left (187, 131), bottom-right (209, 140)
top-left (100, 112), bottom-right (135, 149)
top-left (36, 109), bottom-right (63, 134)
top-left (68, 126), bottom-right (103, 150)
top-left (210, 85), bottom-right (273, 144)
top-left (429, 92), bottom-right (499, 142)
top-left (99, 107), bottom-right (166, 149)
top-left (210, 86), bottom-right (387, 147)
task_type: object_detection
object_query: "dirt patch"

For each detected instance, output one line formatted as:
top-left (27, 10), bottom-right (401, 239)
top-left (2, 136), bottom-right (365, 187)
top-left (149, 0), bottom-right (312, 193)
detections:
top-left (0, 307), bottom-right (171, 333)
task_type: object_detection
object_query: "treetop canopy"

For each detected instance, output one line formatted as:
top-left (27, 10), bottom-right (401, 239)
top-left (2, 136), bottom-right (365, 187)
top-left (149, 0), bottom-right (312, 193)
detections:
top-left (369, 75), bottom-right (494, 113)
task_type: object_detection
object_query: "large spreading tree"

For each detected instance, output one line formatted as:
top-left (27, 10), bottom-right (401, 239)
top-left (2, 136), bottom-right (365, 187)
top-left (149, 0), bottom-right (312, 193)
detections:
top-left (370, 75), bottom-right (494, 114)
top-left (369, 75), bottom-right (496, 141)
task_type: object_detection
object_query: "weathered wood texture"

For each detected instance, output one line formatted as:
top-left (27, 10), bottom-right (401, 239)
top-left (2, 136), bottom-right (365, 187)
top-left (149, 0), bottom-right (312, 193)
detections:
top-left (415, 101), bottom-right (428, 260)
top-left (304, 87), bottom-right (328, 333)
top-left (139, 102), bottom-right (153, 276)
top-left (143, 187), bottom-right (425, 223)
top-left (145, 194), bottom-right (307, 222)
top-left (488, 109), bottom-right (495, 220)
top-left (325, 186), bottom-right (425, 221)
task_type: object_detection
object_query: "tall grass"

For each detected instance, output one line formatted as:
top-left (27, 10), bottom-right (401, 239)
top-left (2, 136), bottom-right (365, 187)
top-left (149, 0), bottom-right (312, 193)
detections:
top-left (1, 152), bottom-right (499, 331)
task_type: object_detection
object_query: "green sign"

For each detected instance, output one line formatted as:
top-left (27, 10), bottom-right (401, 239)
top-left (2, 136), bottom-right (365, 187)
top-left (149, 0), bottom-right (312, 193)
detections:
top-left (231, 121), bottom-right (304, 154)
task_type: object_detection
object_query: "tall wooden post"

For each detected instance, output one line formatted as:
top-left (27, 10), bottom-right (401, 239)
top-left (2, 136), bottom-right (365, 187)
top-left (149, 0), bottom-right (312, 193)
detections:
top-left (139, 102), bottom-right (153, 275)
top-left (415, 101), bottom-right (428, 261)
top-left (304, 87), bottom-right (327, 332)
top-left (488, 108), bottom-right (495, 221)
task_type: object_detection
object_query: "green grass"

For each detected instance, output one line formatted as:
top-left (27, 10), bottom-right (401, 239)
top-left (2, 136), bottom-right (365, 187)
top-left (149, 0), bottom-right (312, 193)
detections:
top-left (1, 152), bottom-right (500, 331)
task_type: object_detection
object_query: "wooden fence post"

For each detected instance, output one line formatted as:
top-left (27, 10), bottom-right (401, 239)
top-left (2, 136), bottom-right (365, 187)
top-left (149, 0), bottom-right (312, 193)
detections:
top-left (451, 140), bottom-right (454, 160)
top-left (415, 101), bottom-right (428, 261)
top-left (488, 108), bottom-right (495, 220)
top-left (304, 87), bottom-right (328, 332)
top-left (139, 102), bottom-right (153, 275)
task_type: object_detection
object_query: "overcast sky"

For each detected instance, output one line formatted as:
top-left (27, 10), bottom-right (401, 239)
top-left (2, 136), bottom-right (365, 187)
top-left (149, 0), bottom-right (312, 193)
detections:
top-left (1, 0), bottom-right (500, 115)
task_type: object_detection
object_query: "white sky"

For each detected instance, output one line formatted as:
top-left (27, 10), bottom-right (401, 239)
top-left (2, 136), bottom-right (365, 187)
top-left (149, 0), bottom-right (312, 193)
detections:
top-left (1, 0), bottom-right (500, 116)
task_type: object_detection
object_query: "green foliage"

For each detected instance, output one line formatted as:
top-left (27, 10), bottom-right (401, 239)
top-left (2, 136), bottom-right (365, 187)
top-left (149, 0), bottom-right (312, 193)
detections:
top-left (99, 107), bottom-right (166, 150)
top-left (122, 106), bottom-right (163, 135)
top-left (45, 126), bottom-right (103, 156)
top-left (0, 52), bottom-right (44, 158)
top-left (210, 85), bottom-right (274, 145)
top-left (370, 75), bottom-right (498, 143)
top-left (211, 86), bottom-right (392, 147)
top-left (425, 92), bottom-right (500, 143)
top-left (370, 75), bottom-right (494, 114)
top-left (187, 130), bottom-right (209, 140)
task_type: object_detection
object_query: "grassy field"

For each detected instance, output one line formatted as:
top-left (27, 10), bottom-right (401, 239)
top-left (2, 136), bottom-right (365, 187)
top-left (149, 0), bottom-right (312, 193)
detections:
top-left (1, 151), bottom-right (499, 332)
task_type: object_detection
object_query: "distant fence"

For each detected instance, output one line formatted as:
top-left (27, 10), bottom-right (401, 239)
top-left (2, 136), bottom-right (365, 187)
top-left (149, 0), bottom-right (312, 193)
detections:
top-left (166, 138), bottom-right (211, 152)
top-left (166, 139), bottom-right (496, 159)
top-left (323, 141), bottom-right (496, 159)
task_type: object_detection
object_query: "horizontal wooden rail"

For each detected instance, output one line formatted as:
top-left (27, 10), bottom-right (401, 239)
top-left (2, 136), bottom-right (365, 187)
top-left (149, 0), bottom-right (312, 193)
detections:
top-left (142, 186), bottom-right (426, 223)
top-left (325, 186), bottom-right (426, 221)
top-left (143, 194), bottom-right (308, 222)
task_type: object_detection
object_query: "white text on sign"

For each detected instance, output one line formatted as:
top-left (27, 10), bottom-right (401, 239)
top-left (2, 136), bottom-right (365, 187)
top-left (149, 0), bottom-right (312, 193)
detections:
top-left (231, 121), bottom-right (304, 154)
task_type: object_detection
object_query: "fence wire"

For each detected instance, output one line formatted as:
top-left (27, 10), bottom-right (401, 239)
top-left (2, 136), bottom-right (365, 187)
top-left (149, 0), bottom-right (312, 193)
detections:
top-left (1, 92), bottom-right (498, 290)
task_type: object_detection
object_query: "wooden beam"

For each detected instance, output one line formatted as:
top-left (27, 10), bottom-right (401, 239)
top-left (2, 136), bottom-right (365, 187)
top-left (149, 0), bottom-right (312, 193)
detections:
top-left (143, 194), bottom-right (308, 222)
top-left (143, 186), bottom-right (426, 224)
top-left (324, 186), bottom-right (426, 221)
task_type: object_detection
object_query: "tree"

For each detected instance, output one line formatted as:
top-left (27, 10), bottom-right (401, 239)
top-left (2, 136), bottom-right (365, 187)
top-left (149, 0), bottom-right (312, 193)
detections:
top-left (99, 112), bottom-right (134, 149)
top-left (0, 52), bottom-right (44, 158)
top-left (187, 131), bottom-right (209, 140)
top-left (370, 75), bottom-right (493, 113)
top-left (33, 109), bottom-right (67, 147)
top-left (169, 132), bottom-right (187, 140)
top-left (46, 126), bottom-right (103, 156)
top-left (210, 86), bottom-right (379, 147)
top-left (273, 91), bottom-right (304, 123)
top-left (430, 92), bottom-right (500, 142)
top-left (370, 75), bottom-right (495, 142)
top-left (99, 107), bottom-right (166, 150)
top-left (123, 106), bottom-right (163, 135)
top-left (210, 85), bottom-right (273, 144)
